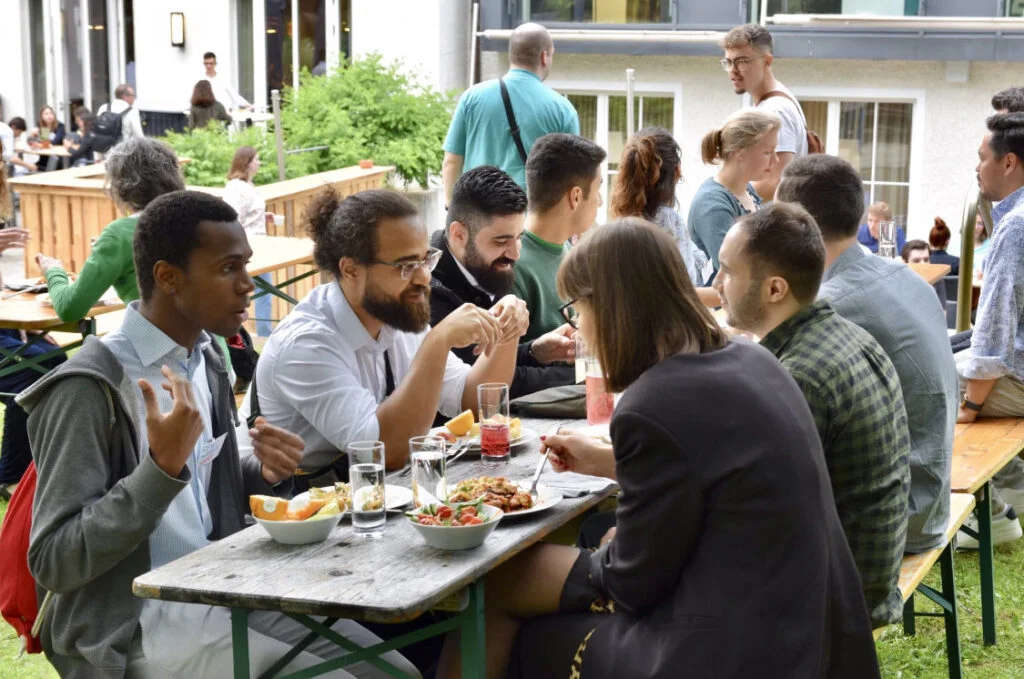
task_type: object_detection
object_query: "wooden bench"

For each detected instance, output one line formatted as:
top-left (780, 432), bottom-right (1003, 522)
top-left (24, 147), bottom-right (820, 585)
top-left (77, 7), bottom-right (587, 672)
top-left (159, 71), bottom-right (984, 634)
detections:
top-left (876, 493), bottom-right (976, 679)
top-left (950, 418), bottom-right (1024, 645)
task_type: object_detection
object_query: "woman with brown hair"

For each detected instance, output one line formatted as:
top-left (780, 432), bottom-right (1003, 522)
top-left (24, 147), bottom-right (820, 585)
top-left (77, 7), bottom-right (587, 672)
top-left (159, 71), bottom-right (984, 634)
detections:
top-left (438, 218), bottom-right (880, 679)
top-left (610, 127), bottom-right (705, 284)
top-left (187, 79), bottom-right (232, 130)
top-left (689, 109), bottom-right (780, 284)
top-left (928, 216), bottom-right (960, 275)
top-left (223, 145), bottom-right (275, 336)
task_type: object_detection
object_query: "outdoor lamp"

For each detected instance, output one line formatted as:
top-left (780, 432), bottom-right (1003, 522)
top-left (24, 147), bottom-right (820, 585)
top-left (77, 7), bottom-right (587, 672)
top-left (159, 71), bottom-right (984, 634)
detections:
top-left (170, 12), bottom-right (185, 48)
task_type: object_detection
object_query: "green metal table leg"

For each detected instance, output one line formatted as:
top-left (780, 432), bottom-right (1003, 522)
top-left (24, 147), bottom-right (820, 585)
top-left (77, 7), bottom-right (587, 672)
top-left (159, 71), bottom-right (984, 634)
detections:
top-left (902, 594), bottom-right (916, 636)
top-left (232, 608), bottom-right (251, 679)
top-left (939, 545), bottom-right (963, 679)
top-left (252, 273), bottom-right (299, 305)
top-left (978, 483), bottom-right (997, 645)
top-left (460, 581), bottom-right (486, 679)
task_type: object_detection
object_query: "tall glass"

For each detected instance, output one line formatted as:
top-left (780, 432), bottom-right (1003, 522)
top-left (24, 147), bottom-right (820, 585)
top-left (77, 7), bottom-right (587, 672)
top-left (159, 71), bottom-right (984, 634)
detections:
top-left (348, 441), bottom-right (386, 539)
top-left (578, 336), bottom-right (614, 425)
top-left (410, 436), bottom-right (447, 507)
top-left (878, 220), bottom-right (898, 259)
top-left (477, 383), bottom-right (511, 464)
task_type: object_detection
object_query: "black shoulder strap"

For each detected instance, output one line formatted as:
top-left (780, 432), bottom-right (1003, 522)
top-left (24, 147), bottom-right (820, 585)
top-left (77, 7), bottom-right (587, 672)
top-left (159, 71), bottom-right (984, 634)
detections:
top-left (246, 371), bottom-right (261, 429)
top-left (499, 79), bottom-right (529, 164)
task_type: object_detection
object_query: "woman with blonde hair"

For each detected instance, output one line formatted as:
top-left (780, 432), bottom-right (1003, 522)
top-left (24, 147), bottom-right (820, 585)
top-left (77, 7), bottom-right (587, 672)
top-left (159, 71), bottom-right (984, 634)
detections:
top-left (223, 145), bottom-right (275, 336)
top-left (437, 219), bottom-right (880, 679)
top-left (610, 127), bottom-right (705, 284)
top-left (688, 109), bottom-right (780, 284)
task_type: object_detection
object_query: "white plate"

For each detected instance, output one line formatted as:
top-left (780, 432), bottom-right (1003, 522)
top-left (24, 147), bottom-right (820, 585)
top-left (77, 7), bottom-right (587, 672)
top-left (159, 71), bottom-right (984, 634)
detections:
top-left (292, 484), bottom-right (413, 512)
top-left (428, 426), bottom-right (537, 452)
top-left (255, 512), bottom-right (343, 545)
top-left (439, 480), bottom-right (562, 517)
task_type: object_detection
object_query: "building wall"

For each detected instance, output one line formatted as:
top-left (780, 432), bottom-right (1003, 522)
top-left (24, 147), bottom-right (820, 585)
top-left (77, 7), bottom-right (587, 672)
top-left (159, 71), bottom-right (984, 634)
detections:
top-left (482, 50), bottom-right (1007, 252)
top-left (0, 2), bottom-right (31, 122)
top-left (352, 0), bottom-right (470, 93)
top-left (132, 0), bottom-right (235, 112)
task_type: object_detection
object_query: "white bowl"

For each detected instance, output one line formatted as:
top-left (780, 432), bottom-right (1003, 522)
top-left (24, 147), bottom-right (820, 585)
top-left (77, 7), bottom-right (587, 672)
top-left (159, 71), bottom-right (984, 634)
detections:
top-left (407, 504), bottom-right (503, 551)
top-left (254, 511), bottom-right (343, 545)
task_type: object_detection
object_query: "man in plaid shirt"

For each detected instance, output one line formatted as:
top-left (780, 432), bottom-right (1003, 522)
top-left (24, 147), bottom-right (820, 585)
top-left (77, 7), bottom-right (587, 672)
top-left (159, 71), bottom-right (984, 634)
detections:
top-left (714, 202), bottom-right (911, 628)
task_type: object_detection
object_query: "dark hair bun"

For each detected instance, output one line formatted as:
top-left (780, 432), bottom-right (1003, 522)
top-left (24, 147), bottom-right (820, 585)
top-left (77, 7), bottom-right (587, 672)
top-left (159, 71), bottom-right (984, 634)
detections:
top-left (304, 187), bottom-right (341, 241)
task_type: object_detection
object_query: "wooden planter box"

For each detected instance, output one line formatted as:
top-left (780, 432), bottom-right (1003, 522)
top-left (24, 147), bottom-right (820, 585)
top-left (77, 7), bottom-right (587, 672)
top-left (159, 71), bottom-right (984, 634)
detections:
top-left (10, 163), bottom-right (393, 331)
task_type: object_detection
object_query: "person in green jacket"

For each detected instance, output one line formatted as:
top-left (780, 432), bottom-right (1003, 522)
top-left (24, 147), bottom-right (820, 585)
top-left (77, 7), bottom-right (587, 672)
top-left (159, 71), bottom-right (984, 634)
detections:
top-left (35, 137), bottom-right (185, 320)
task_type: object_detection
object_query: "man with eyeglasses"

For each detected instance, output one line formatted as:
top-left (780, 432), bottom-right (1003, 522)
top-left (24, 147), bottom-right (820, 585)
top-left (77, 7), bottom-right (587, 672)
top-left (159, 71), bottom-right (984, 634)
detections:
top-left (721, 24), bottom-right (809, 202)
top-left (236, 189), bottom-right (528, 487)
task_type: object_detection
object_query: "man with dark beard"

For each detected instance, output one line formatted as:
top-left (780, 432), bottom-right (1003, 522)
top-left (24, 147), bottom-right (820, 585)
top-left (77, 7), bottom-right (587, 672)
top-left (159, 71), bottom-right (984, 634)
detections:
top-left (237, 188), bottom-right (528, 481)
top-left (431, 166), bottom-right (576, 398)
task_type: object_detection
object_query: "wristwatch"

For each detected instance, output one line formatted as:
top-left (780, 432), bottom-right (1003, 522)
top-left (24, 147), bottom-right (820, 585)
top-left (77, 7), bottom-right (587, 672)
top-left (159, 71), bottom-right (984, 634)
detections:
top-left (961, 398), bottom-right (984, 413)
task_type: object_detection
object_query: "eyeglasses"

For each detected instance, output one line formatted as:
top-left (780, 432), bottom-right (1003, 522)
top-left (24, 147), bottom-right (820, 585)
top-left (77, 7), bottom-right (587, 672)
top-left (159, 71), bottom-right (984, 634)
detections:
top-left (559, 299), bottom-right (578, 329)
top-left (719, 56), bottom-right (760, 72)
top-left (374, 248), bottom-right (443, 280)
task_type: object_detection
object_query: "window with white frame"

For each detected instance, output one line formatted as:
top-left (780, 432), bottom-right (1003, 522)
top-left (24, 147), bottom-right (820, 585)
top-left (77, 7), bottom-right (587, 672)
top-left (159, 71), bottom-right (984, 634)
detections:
top-left (561, 92), bottom-right (676, 222)
top-left (801, 99), bottom-right (914, 229)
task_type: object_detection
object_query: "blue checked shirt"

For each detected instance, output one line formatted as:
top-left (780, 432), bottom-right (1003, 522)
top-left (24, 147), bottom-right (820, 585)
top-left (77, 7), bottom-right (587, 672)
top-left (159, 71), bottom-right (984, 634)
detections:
top-left (761, 300), bottom-right (910, 628)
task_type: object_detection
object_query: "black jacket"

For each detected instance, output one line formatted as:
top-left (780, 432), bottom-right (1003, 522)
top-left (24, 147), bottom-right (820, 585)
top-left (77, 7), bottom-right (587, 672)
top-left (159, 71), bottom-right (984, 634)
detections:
top-left (428, 229), bottom-right (574, 399)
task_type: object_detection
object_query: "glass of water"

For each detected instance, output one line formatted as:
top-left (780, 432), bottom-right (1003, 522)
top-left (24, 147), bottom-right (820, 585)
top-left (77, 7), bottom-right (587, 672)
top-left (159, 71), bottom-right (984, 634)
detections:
top-left (878, 220), bottom-right (898, 259)
top-left (409, 436), bottom-right (447, 507)
top-left (348, 440), bottom-right (386, 539)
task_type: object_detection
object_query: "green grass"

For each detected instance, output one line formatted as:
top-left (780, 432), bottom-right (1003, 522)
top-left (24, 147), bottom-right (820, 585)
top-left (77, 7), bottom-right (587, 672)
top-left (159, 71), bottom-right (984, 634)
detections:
top-left (0, 378), bottom-right (1022, 678)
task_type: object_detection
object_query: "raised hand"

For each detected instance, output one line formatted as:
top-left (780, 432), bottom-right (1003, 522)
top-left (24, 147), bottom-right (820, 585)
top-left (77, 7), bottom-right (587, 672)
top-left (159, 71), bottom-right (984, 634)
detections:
top-left (436, 303), bottom-right (502, 356)
top-left (541, 430), bottom-right (615, 479)
top-left (35, 253), bottom-right (64, 274)
top-left (529, 324), bottom-right (576, 364)
top-left (139, 365), bottom-right (205, 477)
top-left (489, 295), bottom-right (530, 344)
top-left (0, 229), bottom-right (30, 254)
top-left (250, 416), bottom-right (305, 484)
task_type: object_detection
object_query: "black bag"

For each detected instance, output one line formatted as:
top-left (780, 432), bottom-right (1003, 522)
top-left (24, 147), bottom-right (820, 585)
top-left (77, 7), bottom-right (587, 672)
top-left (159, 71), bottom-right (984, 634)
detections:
top-left (91, 106), bottom-right (131, 153)
top-left (227, 327), bottom-right (259, 394)
top-left (509, 384), bottom-right (586, 419)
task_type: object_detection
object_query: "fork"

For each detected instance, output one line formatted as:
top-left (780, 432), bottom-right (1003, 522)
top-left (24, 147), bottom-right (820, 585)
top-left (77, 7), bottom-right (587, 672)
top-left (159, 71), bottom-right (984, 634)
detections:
top-left (527, 452), bottom-right (548, 500)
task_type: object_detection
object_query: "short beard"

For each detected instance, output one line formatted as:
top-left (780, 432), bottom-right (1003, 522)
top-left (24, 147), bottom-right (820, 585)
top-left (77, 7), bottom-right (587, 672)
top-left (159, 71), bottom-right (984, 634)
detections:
top-left (362, 281), bottom-right (431, 333)
top-left (725, 280), bottom-right (765, 334)
top-left (464, 239), bottom-right (516, 297)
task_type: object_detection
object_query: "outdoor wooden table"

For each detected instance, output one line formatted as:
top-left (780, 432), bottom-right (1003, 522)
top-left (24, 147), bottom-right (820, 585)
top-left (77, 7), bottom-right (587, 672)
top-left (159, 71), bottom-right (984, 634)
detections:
top-left (247, 234), bottom-right (317, 306)
top-left (15, 144), bottom-right (71, 158)
top-left (133, 416), bottom-right (617, 679)
top-left (909, 262), bottom-right (951, 285)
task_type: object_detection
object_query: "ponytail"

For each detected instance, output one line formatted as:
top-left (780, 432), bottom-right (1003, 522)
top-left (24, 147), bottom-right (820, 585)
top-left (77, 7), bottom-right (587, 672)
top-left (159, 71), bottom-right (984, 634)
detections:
top-left (702, 110), bottom-right (781, 166)
top-left (611, 136), bottom-right (662, 219)
top-left (701, 129), bottom-right (724, 165)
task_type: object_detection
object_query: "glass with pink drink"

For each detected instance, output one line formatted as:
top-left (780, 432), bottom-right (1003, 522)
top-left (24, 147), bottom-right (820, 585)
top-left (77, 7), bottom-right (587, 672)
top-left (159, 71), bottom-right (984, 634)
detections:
top-left (477, 383), bottom-right (511, 465)
top-left (577, 337), bottom-right (614, 425)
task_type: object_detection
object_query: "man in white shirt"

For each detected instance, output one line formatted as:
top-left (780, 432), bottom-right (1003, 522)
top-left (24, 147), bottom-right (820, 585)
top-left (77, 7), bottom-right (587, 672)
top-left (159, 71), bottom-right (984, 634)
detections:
top-left (203, 51), bottom-right (252, 111)
top-left (721, 24), bottom-right (809, 202)
top-left (1, 119), bottom-right (36, 175)
top-left (96, 84), bottom-right (145, 141)
top-left (238, 188), bottom-right (527, 483)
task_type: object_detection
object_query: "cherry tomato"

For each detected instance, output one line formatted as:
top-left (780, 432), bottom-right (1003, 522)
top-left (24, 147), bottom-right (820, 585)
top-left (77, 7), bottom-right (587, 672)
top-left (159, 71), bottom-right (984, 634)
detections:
top-left (437, 505), bottom-right (454, 520)
top-left (418, 516), bottom-right (439, 526)
top-left (460, 506), bottom-right (477, 517)
top-left (462, 516), bottom-right (483, 525)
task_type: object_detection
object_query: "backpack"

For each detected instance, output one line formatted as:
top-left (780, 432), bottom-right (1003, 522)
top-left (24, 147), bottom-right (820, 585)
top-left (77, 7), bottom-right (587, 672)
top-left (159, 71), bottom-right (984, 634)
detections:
top-left (91, 105), bottom-right (132, 153)
top-left (758, 91), bottom-right (824, 154)
top-left (0, 384), bottom-right (114, 655)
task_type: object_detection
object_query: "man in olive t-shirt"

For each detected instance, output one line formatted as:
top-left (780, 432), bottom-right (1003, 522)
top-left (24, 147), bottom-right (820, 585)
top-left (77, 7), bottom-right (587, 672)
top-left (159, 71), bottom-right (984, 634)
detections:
top-left (512, 133), bottom-right (605, 341)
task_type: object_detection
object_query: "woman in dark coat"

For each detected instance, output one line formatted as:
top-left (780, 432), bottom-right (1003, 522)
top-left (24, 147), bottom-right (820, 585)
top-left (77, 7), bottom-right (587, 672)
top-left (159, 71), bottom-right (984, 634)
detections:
top-left (438, 218), bottom-right (881, 679)
top-left (188, 79), bottom-right (232, 130)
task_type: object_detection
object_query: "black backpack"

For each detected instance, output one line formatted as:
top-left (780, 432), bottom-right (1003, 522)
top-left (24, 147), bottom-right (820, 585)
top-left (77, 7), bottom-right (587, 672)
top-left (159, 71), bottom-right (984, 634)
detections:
top-left (91, 105), bottom-right (131, 153)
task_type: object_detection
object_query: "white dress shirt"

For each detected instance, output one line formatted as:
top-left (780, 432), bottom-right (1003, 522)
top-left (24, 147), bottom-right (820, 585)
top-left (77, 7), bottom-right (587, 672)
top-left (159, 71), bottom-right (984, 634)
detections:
top-left (237, 282), bottom-right (471, 469)
top-left (205, 73), bottom-right (250, 111)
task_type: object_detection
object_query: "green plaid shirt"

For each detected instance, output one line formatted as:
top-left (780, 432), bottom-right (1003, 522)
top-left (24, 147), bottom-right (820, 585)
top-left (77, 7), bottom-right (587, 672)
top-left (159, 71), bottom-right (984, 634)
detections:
top-left (761, 300), bottom-right (910, 627)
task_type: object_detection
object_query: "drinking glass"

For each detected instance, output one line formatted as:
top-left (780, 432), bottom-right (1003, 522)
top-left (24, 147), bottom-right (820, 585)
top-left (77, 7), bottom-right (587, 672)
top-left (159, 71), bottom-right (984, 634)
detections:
top-left (577, 336), bottom-right (614, 425)
top-left (477, 383), bottom-right (511, 464)
top-left (878, 220), bottom-right (898, 259)
top-left (348, 440), bottom-right (386, 538)
top-left (410, 436), bottom-right (447, 507)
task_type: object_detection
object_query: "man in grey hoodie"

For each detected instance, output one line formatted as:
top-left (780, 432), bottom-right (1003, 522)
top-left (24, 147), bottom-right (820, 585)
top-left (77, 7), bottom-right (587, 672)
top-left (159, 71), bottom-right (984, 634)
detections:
top-left (18, 190), bottom-right (418, 678)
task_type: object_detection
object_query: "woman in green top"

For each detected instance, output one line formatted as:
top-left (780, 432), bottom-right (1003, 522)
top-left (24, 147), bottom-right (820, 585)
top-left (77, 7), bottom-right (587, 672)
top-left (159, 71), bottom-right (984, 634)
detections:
top-left (35, 137), bottom-right (186, 321)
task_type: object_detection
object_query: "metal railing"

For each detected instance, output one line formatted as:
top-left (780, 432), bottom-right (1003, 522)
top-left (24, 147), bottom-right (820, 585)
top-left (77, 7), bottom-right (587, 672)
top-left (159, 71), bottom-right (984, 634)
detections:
top-left (956, 186), bottom-right (993, 332)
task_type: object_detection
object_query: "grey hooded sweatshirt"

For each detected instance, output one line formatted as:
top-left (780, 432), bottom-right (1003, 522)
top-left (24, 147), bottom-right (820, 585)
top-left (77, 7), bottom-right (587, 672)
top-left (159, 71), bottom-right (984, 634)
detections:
top-left (16, 335), bottom-right (279, 678)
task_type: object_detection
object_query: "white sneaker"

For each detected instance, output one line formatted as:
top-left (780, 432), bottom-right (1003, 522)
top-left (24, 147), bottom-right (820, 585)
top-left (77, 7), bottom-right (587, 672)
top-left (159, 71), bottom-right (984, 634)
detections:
top-left (998, 485), bottom-right (1024, 518)
top-left (958, 505), bottom-right (1023, 550)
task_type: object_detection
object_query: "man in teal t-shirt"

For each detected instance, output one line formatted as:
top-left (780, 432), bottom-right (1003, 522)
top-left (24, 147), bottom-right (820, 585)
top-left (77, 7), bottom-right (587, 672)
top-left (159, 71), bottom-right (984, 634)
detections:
top-left (442, 23), bottom-right (579, 202)
top-left (513, 133), bottom-right (606, 342)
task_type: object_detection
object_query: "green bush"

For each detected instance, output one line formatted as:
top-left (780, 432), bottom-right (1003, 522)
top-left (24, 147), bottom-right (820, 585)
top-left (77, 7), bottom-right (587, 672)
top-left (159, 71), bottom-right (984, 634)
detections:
top-left (161, 54), bottom-right (455, 188)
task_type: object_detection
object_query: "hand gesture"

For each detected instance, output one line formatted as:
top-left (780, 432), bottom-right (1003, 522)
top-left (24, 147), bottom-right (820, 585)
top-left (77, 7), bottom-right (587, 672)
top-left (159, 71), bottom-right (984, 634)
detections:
top-left (35, 253), bottom-right (64, 274)
top-left (541, 430), bottom-right (615, 479)
top-left (0, 229), bottom-right (29, 254)
top-left (250, 416), bottom-right (305, 484)
top-left (436, 303), bottom-right (502, 356)
top-left (489, 295), bottom-right (529, 344)
top-left (529, 324), bottom-right (576, 364)
top-left (139, 366), bottom-right (205, 477)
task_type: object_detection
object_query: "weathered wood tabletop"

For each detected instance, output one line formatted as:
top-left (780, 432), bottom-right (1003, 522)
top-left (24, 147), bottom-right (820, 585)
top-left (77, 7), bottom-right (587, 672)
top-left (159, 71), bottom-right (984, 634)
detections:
top-left (133, 417), bottom-right (617, 623)
top-left (908, 261), bottom-right (951, 286)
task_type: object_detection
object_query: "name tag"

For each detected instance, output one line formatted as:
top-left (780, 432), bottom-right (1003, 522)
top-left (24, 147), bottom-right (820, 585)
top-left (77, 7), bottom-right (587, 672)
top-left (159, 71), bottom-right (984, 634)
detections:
top-left (199, 434), bottom-right (227, 466)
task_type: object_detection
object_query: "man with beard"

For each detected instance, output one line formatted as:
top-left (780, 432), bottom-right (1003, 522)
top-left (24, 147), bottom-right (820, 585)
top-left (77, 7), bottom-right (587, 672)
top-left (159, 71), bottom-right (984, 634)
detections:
top-left (237, 188), bottom-right (528, 481)
top-left (713, 202), bottom-right (910, 629)
top-left (431, 166), bottom-right (576, 398)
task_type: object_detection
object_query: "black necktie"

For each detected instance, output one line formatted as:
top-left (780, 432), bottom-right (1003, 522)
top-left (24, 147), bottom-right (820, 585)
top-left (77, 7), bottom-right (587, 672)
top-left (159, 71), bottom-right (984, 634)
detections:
top-left (383, 350), bottom-right (396, 398)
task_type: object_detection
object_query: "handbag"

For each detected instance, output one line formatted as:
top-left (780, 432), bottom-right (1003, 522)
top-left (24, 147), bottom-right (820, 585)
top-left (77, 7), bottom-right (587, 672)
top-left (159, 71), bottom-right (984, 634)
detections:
top-left (510, 384), bottom-right (586, 419)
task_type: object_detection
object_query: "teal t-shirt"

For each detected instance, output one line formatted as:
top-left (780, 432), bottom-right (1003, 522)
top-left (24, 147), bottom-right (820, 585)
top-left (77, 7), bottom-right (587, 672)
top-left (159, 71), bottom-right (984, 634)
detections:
top-left (513, 230), bottom-right (568, 342)
top-left (444, 69), bottom-right (580, 189)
